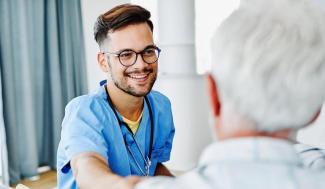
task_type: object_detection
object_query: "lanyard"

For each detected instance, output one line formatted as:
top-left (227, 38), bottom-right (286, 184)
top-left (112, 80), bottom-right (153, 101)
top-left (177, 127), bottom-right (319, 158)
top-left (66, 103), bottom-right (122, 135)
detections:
top-left (104, 86), bottom-right (154, 176)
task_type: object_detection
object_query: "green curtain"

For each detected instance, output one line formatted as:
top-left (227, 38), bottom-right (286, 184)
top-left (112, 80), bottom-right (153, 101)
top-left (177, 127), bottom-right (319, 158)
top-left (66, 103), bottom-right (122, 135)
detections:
top-left (0, 0), bottom-right (88, 184)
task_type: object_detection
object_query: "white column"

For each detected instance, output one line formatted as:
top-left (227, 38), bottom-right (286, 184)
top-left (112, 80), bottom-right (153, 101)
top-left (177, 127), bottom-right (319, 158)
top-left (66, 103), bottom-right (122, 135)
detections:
top-left (155, 0), bottom-right (213, 171)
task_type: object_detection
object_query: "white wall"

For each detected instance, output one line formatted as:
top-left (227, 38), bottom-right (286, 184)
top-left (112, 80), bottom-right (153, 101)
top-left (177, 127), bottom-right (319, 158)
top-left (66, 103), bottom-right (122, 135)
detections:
top-left (195, 0), bottom-right (240, 74)
top-left (81, 0), bottom-right (130, 92)
top-left (291, 0), bottom-right (325, 148)
top-left (297, 104), bottom-right (325, 148)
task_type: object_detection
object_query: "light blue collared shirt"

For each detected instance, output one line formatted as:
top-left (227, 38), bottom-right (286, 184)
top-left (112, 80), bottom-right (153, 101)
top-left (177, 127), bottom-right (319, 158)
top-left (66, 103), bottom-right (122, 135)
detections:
top-left (136, 137), bottom-right (325, 189)
top-left (57, 83), bottom-right (175, 189)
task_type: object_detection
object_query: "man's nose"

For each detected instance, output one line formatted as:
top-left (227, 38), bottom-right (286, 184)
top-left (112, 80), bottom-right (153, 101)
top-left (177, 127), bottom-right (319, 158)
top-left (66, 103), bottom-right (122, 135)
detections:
top-left (132, 53), bottom-right (147, 68)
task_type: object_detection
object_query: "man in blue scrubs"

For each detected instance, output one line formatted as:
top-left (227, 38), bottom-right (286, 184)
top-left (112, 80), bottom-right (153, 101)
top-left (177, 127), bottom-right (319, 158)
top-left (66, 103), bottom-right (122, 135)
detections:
top-left (57, 4), bottom-right (175, 189)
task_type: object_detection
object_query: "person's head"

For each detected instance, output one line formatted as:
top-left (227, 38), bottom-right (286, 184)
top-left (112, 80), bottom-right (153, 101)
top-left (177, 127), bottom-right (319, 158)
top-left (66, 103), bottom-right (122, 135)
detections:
top-left (208, 0), bottom-right (325, 139)
top-left (94, 4), bottom-right (159, 97)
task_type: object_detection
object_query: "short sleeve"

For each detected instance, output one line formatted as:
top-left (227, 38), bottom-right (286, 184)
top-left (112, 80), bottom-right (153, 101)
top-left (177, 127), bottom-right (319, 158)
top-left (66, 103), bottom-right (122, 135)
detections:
top-left (154, 97), bottom-right (175, 163)
top-left (158, 124), bottom-right (175, 163)
top-left (59, 97), bottom-right (109, 173)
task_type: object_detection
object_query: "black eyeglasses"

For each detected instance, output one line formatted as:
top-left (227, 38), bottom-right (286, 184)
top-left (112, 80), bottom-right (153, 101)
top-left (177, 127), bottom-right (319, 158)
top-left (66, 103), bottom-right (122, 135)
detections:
top-left (102, 46), bottom-right (161, 67)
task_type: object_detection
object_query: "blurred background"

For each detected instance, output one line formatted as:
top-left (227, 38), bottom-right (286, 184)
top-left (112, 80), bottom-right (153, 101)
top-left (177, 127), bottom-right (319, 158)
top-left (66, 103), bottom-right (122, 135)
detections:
top-left (1, 0), bottom-right (325, 188)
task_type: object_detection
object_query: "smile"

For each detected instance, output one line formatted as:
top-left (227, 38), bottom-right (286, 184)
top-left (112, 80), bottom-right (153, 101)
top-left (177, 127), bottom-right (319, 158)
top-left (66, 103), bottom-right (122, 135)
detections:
top-left (128, 72), bottom-right (150, 82)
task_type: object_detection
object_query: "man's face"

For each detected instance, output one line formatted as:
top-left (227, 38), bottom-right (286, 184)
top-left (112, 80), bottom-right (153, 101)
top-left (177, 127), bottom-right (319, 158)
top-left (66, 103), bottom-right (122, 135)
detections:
top-left (105, 23), bottom-right (158, 97)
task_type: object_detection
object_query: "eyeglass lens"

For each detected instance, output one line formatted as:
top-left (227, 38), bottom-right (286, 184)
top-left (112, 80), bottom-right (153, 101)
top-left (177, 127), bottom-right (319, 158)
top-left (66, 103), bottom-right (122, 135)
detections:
top-left (119, 47), bottom-right (160, 66)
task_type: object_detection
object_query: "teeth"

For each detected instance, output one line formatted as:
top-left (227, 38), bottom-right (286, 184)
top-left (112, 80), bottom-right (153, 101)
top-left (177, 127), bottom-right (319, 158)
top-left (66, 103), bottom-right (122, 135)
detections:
top-left (129, 73), bottom-right (148, 79)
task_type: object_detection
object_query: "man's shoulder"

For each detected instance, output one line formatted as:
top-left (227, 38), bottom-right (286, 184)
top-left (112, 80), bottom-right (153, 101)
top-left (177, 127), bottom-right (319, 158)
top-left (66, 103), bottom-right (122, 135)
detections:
top-left (147, 91), bottom-right (172, 113)
top-left (148, 90), bottom-right (171, 104)
top-left (65, 91), bottom-right (106, 112)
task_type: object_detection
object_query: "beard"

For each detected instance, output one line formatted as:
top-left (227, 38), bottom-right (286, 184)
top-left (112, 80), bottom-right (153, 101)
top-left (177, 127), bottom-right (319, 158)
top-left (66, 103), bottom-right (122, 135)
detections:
top-left (111, 67), bottom-right (157, 97)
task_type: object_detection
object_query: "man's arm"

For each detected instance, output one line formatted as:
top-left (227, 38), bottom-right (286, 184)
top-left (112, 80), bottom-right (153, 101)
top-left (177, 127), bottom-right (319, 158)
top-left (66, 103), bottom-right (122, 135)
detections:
top-left (154, 163), bottom-right (174, 176)
top-left (71, 152), bottom-right (142, 189)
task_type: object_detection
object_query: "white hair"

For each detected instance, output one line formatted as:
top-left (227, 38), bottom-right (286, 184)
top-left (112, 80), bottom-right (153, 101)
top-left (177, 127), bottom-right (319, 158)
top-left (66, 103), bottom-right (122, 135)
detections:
top-left (211, 0), bottom-right (325, 132)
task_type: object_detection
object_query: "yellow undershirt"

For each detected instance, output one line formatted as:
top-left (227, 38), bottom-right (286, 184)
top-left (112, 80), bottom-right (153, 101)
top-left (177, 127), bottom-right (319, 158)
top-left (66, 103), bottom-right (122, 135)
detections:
top-left (122, 111), bottom-right (143, 134)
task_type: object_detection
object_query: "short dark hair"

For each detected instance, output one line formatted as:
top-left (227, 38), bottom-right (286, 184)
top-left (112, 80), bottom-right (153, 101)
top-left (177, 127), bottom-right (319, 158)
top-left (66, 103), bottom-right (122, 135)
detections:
top-left (94, 3), bottom-right (154, 47)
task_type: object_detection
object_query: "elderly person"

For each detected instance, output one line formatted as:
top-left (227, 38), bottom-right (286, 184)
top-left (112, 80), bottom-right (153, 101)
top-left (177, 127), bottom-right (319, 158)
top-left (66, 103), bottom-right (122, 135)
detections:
top-left (136, 0), bottom-right (325, 188)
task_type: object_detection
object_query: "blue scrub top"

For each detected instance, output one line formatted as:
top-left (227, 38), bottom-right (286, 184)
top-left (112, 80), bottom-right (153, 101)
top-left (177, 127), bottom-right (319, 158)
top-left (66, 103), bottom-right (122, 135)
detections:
top-left (56, 83), bottom-right (175, 189)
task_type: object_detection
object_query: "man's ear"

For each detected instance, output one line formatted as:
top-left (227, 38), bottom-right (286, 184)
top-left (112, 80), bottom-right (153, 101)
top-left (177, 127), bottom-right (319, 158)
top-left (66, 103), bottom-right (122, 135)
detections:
top-left (97, 52), bottom-right (110, 73)
top-left (207, 74), bottom-right (221, 117)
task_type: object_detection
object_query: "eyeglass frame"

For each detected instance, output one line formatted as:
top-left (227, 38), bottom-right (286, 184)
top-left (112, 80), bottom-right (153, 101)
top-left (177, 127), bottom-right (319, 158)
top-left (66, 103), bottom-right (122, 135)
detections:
top-left (102, 45), bottom-right (161, 67)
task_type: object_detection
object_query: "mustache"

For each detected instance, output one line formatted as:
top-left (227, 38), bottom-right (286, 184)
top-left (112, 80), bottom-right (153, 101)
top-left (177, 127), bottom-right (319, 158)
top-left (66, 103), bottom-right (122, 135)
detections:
top-left (125, 67), bottom-right (154, 75)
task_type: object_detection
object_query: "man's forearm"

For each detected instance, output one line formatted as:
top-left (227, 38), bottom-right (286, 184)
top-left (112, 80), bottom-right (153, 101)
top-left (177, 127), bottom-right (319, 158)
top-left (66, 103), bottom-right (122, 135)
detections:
top-left (73, 154), bottom-right (120, 188)
top-left (71, 153), bottom-right (141, 189)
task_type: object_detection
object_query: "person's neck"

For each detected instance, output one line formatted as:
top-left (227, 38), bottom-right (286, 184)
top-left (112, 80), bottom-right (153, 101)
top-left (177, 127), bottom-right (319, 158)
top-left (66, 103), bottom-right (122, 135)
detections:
top-left (215, 111), bottom-right (295, 142)
top-left (217, 121), bottom-right (294, 143)
top-left (106, 82), bottom-right (144, 121)
top-left (219, 130), bottom-right (292, 141)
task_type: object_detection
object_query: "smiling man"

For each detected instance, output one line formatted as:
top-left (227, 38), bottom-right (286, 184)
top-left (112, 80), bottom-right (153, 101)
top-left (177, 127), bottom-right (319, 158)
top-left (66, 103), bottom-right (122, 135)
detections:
top-left (56, 4), bottom-right (175, 189)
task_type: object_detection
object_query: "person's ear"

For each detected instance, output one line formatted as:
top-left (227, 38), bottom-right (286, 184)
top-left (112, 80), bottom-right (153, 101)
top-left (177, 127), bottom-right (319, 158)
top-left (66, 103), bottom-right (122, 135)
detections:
top-left (97, 52), bottom-right (110, 73)
top-left (207, 74), bottom-right (221, 117)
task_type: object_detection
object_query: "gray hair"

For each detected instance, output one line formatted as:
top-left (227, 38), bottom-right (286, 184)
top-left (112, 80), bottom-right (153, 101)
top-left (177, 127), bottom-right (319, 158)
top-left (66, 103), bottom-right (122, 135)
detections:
top-left (211, 0), bottom-right (325, 132)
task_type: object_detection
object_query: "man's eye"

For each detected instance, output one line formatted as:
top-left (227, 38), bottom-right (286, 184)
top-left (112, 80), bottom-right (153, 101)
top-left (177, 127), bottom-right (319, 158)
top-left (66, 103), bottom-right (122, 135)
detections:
top-left (143, 49), bottom-right (156, 56)
top-left (119, 51), bottom-right (133, 58)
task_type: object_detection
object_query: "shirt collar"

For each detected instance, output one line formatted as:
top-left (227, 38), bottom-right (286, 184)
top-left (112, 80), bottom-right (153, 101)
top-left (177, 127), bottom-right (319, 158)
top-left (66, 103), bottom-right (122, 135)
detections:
top-left (199, 137), bottom-right (302, 166)
top-left (92, 81), bottom-right (107, 100)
